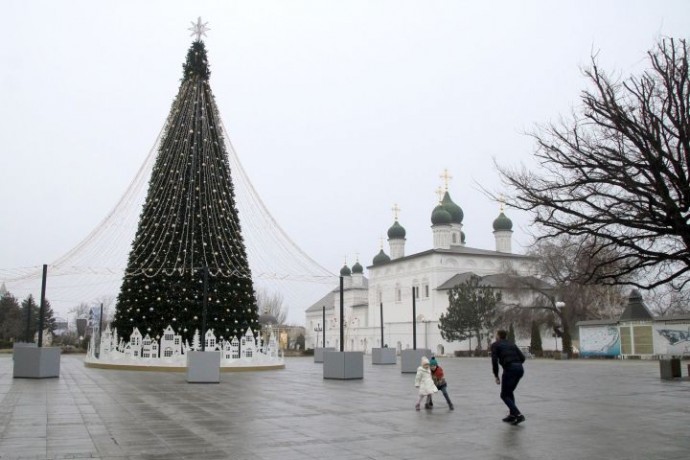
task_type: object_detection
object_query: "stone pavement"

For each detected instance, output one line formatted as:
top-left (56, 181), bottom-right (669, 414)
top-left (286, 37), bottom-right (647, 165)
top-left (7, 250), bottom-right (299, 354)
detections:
top-left (0, 354), bottom-right (688, 460)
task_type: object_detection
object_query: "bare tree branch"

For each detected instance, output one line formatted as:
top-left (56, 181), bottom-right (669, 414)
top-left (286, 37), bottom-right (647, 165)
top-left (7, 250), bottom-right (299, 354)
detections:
top-left (495, 38), bottom-right (690, 290)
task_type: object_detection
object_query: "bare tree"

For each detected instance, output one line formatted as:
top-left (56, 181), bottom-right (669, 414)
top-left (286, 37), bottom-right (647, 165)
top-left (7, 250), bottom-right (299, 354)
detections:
top-left (528, 237), bottom-right (627, 322)
top-left (255, 288), bottom-right (288, 325)
top-left (69, 303), bottom-right (91, 320)
top-left (497, 38), bottom-right (690, 290)
top-left (68, 297), bottom-right (114, 333)
top-left (499, 237), bottom-right (628, 356)
top-left (644, 284), bottom-right (690, 317)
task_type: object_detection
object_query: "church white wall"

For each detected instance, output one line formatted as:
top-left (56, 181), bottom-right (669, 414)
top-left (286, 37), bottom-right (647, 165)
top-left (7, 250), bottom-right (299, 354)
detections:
top-left (494, 230), bottom-right (512, 253)
top-left (306, 250), bottom-right (539, 353)
top-left (432, 226), bottom-right (451, 249)
top-left (389, 239), bottom-right (405, 259)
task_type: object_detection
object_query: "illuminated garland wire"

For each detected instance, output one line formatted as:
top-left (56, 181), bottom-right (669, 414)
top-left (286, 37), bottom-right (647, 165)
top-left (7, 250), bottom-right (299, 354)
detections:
top-left (1, 55), bottom-right (336, 313)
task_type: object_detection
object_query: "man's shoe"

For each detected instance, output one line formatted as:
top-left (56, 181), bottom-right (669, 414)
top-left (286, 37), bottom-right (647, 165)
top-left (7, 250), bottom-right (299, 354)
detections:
top-left (502, 415), bottom-right (516, 423)
top-left (511, 414), bottom-right (526, 425)
top-left (415, 404), bottom-right (420, 411)
top-left (424, 403), bottom-right (432, 409)
top-left (449, 404), bottom-right (454, 410)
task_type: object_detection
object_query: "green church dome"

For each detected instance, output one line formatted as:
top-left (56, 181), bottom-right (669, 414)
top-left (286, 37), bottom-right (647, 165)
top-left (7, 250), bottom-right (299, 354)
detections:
top-left (493, 212), bottom-right (513, 231)
top-left (373, 249), bottom-right (391, 265)
top-left (387, 221), bottom-right (406, 239)
top-left (351, 261), bottom-right (364, 274)
top-left (441, 191), bottom-right (464, 224)
top-left (431, 205), bottom-right (452, 225)
top-left (340, 264), bottom-right (352, 276)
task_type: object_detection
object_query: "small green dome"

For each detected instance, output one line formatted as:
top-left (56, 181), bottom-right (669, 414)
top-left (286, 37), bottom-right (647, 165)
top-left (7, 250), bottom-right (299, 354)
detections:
top-left (387, 221), bottom-right (406, 239)
top-left (461, 231), bottom-right (466, 244)
top-left (340, 264), bottom-right (352, 276)
top-left (493, 212), bottom-right (513, 231)
top-left (373, 249), bottom-right (391, 265)
top-left (352, 261), bottom-right (364, 274)
top-left (441, 192), bottom-right (464, 224)
top-left (431, 205), bottom-right (452, 225)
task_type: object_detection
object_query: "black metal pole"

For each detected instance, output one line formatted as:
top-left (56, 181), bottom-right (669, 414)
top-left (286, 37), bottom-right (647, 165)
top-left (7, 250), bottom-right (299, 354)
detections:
top-left (380, 302), bottom-right (384, 347)
top-left (202, 265), bottom-right (208, 352)
top-left (322, 306), bottom-right (326, 348)
top-left (98, 303), bottom-right (104, 358)
top-left (412, 286), bottom-right (417, 350)
top-left (339, 276), bottom-right (344, 352)
top-left (25, 295), bottom-right (32, 343)
top-left (37, 264), bottom-right (48, 348)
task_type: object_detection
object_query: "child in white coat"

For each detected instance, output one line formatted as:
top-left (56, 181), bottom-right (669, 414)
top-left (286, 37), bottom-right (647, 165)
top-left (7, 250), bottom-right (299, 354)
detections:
top-left (414, 356), bottom-right (438, 410)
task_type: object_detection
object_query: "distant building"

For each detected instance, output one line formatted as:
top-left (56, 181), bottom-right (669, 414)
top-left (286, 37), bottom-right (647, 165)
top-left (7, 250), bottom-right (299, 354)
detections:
top-left (577, 290), bottom-right (690, 358)
top-left (306, 179), bottom-right (550, 356)
top-left (53, 317), bottom-right (69, 335)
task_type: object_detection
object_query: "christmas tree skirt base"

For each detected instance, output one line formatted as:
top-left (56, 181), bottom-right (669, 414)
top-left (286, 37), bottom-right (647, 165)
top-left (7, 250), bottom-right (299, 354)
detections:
top-left (84, 355), bottom-right (285, 372)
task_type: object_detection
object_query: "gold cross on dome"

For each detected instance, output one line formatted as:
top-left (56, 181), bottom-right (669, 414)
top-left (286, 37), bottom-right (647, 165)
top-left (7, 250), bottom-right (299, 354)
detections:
top-left (499, 193), bottom-right (506, 212)
top-left (189, 17), bottom-right (210, 41)
top-left (440, 169), bottom-right (453, 191)
top-left (392, 203), bottom-right (401, 221)
top-left (379, 236), bottom-right (384, 249)
top-left (435, 186), bottom-right (444, 204)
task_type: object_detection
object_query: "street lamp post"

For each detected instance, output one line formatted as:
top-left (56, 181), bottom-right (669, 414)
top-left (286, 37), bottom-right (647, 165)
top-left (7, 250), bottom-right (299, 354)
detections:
top-left (555, 301), bottom-right (565, 354)
top-left (314, 322), bottom-right (323, 348)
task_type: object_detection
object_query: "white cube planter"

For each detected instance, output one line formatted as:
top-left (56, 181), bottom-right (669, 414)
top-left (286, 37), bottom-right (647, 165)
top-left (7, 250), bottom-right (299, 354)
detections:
top-left (323, 351), bottom-right (364, 380)
top-left (186, 351), bottom-right (221, 383)
top-left (12, 342), bottom-right (37, 360)
top-left (13, 347), bottom-right (60, 379)
top-left (372, 347), bottom-right (397, 365)
top-left (400, 349), bottom-right (432, 373)
top-left (314, 347), bottom-right (336, 363)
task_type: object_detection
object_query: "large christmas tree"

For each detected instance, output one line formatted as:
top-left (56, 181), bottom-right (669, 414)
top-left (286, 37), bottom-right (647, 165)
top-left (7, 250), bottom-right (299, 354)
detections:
top-left (112, 31), bottom-right (258, 342)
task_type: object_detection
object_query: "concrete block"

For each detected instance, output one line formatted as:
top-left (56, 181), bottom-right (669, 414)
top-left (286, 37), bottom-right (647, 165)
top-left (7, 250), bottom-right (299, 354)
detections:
top-left (186, 351), bottom-right (221, 383)
top-left (372, 347), bottom-right (397, 365)
top-left (401, 349), bottom-right (432, 373)
top-left (323, 351), bottom-right (364, 380)
top-left (659, 358), bottom-right (681, 380)
top-left (13, 347), bottom-right (60, 378)
top-left (314, 347), bottom-right (336, 363)
top-left (12, 342), bottom-right (37, 361)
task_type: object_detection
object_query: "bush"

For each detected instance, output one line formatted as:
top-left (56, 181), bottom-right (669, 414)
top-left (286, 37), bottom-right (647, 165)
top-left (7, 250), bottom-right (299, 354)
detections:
top-left (60, 345), bottom-right (82, 354)
top-left (453, 350), bottom-right (490, 357)
top-left (302, 348), bottom-right (314, 356)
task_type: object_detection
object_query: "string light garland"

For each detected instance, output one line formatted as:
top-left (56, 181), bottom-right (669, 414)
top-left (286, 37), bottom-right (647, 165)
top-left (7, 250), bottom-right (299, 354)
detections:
top-left (1, 32), bottom-right (336, 326)
top-left (112, 39), bottom-right (263, 340)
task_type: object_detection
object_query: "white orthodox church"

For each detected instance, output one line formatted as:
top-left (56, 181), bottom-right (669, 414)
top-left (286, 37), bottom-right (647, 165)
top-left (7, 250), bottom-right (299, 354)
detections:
top-left (305, 177), bottom-right (546, 356)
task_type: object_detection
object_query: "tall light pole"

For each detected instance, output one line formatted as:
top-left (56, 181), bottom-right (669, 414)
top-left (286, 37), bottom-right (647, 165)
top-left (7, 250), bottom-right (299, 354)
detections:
top-left (314, 322), bottom-right (323, 348)
top-left (555, 301), bottom-right (565, 353)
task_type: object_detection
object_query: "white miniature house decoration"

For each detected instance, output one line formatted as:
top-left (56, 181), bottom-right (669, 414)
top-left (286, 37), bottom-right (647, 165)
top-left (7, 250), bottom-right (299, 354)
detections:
top-left (86, 324), bottom-right (284, 369)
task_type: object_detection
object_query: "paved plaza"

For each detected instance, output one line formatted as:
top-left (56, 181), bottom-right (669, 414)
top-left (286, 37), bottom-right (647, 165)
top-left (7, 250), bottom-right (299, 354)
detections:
top-left (0, 354), bottom-right (688, 460)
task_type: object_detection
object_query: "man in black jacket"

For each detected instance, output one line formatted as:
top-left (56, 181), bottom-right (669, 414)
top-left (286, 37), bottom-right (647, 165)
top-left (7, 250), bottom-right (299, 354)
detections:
top-left (491, 329), bottom-right (526, 425)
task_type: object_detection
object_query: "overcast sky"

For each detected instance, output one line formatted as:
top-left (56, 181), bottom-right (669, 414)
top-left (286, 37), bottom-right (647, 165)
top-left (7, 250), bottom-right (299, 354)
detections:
top-left (2, 1), bottom-right (689, 321)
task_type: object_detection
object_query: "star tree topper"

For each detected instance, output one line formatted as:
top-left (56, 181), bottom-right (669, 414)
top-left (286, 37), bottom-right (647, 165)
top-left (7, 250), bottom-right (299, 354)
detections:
top-left (189, 17), bottom-right (210, 41)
